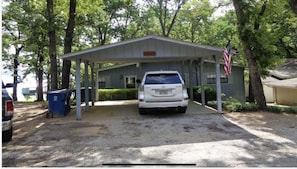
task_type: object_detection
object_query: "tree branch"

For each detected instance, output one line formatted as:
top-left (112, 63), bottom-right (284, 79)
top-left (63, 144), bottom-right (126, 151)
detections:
top-left (254, 0), bottom-right (267, 30)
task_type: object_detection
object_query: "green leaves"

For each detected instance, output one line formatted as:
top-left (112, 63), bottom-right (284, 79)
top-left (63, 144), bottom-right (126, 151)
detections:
top-left (3, 0), bottom-right (297, 93)
top-left (234, 0), bottom-right (297, 74)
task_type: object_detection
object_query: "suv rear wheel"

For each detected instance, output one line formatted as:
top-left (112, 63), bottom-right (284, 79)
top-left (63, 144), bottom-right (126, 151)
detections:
top-left (139, 108), bottom-right (147, 115)
top-left (2, 127), bottom-right (13, 142)
top-left (178, 107), bottom-right (187, 114)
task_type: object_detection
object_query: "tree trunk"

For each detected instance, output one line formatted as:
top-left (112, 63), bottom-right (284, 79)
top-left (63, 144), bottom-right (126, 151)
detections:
top-left (156, 0), bottom-right (166, 36)
top-left (36, 71), bottom-right (44, 101)
top-left (290, 0), bottom-right (297, 14)
top-left (13, 56), bottom-right (18, 101)
top-left (244, 44), bottom-right (266, 108)
top-left (62, 0), bottom-right (76, 89)
top-left (154, 0), bottom-right (185, 37)
top-left (12, 46), bottom-right (23, 101)
top-left (233, 0), bottom-right (266, 109)
top-left (47, 0), bottom-right (58, 91)
top-left (165, 0), bottom-right (183, 37)
top-left (36, 49), bottom-right (44, 102)
top-left (248, 75), bottom-right (255, 103)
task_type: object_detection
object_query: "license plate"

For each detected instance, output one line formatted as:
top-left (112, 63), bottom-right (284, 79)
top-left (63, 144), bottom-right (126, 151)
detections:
top-left (159, 90), bottom-right (168, 95)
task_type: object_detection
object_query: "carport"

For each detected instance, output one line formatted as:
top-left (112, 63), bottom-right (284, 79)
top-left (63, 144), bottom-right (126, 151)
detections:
top-left (60, 35), bottom-right (225, 120)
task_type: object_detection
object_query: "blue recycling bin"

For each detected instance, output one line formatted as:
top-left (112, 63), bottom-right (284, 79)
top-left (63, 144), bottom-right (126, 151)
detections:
top-left (47, 89), bottom-right (72, 118)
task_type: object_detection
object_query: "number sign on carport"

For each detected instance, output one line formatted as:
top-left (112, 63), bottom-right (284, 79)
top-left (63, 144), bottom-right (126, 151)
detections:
top-left (60, 35), bottom-right (225, 120)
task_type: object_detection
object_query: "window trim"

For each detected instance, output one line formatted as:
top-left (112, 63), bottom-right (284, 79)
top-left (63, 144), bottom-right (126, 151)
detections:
top-left (206, 73), bottom-right (228, 84)
top-left (124, 75), bottom-right (137, 88)
top-left (98, 77), bottom-right (106, 88)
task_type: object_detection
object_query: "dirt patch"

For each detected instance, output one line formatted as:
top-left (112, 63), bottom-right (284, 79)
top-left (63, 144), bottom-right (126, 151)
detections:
top-left (223, 111), bottom-right (297, 142)
top-left (72, 125), bottom-right (109, 136)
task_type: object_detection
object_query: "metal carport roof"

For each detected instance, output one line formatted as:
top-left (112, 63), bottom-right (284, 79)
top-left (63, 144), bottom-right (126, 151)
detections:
top-left (60, 35), bottom-right (225, 120)
top-left (61, 35), bottom-right (223, 62)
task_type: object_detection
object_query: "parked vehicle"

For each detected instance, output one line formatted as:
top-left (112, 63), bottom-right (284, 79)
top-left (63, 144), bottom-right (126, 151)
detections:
top-left (2, 81), bottom-right (14, 142)
top-left (137, 70), bottom-right (189, 115)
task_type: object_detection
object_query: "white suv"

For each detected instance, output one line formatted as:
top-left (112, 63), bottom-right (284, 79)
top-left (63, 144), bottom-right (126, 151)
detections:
top-left (137, 71), bottom-right (189, 115)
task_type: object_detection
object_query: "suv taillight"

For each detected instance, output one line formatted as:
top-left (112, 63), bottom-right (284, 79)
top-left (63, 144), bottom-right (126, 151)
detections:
top-left (138, 85), bottom-right (144, 102)
top-left (139, 85), bottom-right (144, 92)
top-left (5, 100), bottom-right (14, 116)
top-left (183, 84), bottom-right (189, 100)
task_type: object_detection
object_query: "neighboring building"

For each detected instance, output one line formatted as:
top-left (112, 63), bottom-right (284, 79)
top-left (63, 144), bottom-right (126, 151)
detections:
top-left (266, 78), bottom-right (297, 106)
top-left (263, 59), bottom-right (297, 106)
top-left (262, 76), bottom-right (277, 103)
top-left (97, 60), bottom-right (245, 102)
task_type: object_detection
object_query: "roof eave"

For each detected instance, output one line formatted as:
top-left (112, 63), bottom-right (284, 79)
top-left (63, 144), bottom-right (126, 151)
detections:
top-left (60, 35), bottom-right (224, 61)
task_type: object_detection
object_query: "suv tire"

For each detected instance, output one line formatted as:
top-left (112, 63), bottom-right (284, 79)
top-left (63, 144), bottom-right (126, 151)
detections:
top-left (2, 127), bottom-right (13, 142)
top-left (178, 107), bottom-right (187, 114)
top-left (139, 108), bottom-right (147, 115)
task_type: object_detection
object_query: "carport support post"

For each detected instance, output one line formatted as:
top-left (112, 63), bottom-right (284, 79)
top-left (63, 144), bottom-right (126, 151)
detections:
top-left (189, 60), bottom-right (194, 100)
top-left (91, 62), bottom-right (95, 106)
top-left (200, 58), bottom-right (205, 106)
top-left (95, 68), bottom-right (99, 101)
top-left (75, 58), bottom-right (82, 120)
top-left (84, 60), bottom-right (89, 112)
top-left (215, 55), bottom-right (222, 113)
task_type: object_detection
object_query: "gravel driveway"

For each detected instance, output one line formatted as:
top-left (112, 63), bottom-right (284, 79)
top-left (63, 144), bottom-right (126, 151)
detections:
top-left (2, 101), bottom-right (297, 167)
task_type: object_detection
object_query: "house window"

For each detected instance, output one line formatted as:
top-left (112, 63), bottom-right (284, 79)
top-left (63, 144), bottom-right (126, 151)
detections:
top-left (125, 76), bottom-right (136, 88)
top-left (207, 73), bottom-right (228, 84)
top-left (98, 76), bottom-right (111, 88)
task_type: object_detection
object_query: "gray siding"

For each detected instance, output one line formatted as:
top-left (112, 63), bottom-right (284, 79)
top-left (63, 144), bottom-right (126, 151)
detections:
top-left (202, 62), bottom-right (245, 102)
top-left (98, 61), bottom-right (245, 102)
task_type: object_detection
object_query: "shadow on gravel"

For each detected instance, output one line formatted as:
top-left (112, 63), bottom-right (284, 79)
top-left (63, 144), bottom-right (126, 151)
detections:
top-left (229, 135), bottom-right (297, 167)
top-left (3, 102), bottom-right (297, 167)
top-left (224, 112), bottom-right (297, 167)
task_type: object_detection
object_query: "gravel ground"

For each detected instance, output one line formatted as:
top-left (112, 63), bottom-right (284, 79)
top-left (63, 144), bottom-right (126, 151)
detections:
top-left (2, 101), bottom-right (297, 167)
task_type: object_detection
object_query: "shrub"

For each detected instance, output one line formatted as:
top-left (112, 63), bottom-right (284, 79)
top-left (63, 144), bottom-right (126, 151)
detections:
top-left (241, 103), bottom-right (259, 111)
top-left (208, 97), bottom-right (296, 114)
top-left (223, 97), bottom-right (259, 112)
top-left (266, 106), bottom-right (283, 113)
top-left (266, 105), bottom-right (297, 114)
top-left (286, 106), bottom-right (297, 113)
top-left (206, 101), bottom-right (220, 109)
top-left (193, 86), bottom-right (217, 104)
top-left (98, 88), bottom-right (138, 101)
top-left (224, 97), bottom-right (242, 112)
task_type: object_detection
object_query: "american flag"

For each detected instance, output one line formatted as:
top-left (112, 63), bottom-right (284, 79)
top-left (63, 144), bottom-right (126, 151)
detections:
top-left (223, 40), bottom-right (232, 76)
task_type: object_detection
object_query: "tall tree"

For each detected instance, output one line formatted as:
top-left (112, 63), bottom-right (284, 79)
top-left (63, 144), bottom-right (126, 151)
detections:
top-left (232, 0), bottom-right (266, 109)
top-left (111, 0), bottom-right (141, 41)
top-left (24, 2), bottom-right (48, 101)
top-left (2, 2), bottom-right (27, 101)
top-left (172, 0), bottom-right (214, 43)
top-left (47, 0), bottom-right (58, 90)
top-left (290, 0), bottom-right (297, 14)
top-left (3, 1), bottom-right (51, 101)
top-left (76, 0), bottom-right (111, 46)
top-left (146, 0), bottom-right (187, 37)
top-left (62, 0), bottom-right (76, 89)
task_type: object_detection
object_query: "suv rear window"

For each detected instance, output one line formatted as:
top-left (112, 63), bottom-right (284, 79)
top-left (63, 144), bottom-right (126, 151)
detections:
top-left (144, 73), bottom-right (182, 84)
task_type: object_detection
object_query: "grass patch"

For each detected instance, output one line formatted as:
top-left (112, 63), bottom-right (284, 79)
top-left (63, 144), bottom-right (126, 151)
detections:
top-left (266, 105), bottom-right (297, 114)
top-left (15, 101), bottom-right (48, 109)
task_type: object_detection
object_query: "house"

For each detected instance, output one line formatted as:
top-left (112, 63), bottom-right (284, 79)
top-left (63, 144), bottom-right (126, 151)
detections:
top-left (61, 35), bottom-right (242, 119)
top-left (97, 60), bottom-right (245, 102)
top-left (263, 59), bottom-right (297, 106)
